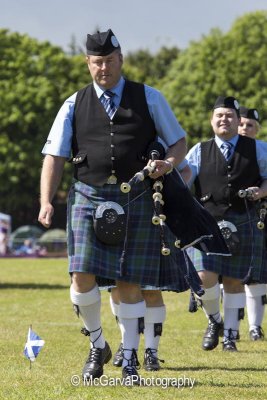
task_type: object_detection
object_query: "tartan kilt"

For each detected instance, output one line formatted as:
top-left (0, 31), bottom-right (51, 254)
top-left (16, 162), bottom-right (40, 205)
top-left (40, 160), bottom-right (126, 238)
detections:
top-left (186, 208), bottom-right (266, 282)
top-left (258, 207), bottom-right (267, 283)
top-left (259, 250), bottom-right (267, 283)
top-left (67, 179), bottom-right (196, 292)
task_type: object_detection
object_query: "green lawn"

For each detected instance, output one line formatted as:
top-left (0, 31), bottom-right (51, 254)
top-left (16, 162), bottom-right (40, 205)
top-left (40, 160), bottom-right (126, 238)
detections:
top-left (0, 258), bottom-right (266, 400)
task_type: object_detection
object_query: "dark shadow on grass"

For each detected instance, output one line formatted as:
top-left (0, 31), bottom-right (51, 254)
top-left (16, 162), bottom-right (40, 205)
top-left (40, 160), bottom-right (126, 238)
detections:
top-left (164, 365), bottom-right (267, 372)
top-left (0, 282), bottom-right (69, 290)
top-left (194, 381), bottom-right (266, 388)
top-left (163, 366), bottom-right (267, 389)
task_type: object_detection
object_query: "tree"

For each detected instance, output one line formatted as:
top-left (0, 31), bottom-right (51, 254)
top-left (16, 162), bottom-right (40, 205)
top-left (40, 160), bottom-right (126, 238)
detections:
top-left (161, 11), bottom-right (267, 146)
top-left (123, 46), bottom-right (180, 86)
top-left (2, 12), bottom-right (267, 228)
top-left (0, 30), bottom-right (89, 228)
top-left (221, 11), bottom-right (267, 141)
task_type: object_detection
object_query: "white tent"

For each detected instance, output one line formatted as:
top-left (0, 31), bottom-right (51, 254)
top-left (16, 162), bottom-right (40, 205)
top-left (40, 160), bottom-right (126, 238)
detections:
top-left (0, 212), bottom-right (11, 255)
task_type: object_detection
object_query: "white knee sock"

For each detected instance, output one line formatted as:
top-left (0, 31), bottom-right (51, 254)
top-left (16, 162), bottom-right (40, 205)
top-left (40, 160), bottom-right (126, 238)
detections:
top-left (70, 284), bottom-right (105, 348)
top-left (245, 284), bottom-right (267, 330)
top-left (198, 283), bottom-right (222, 323)
top-left (109, 295), bottom-right (123, 342)
top-left (109, 294), bottom-right (120, 317)
top-left (223, 292), bottom-right (246, 341)
top-left (119, 301), bottom-right (146, 368)
top-left (144, 305), bottom-right (166, 357)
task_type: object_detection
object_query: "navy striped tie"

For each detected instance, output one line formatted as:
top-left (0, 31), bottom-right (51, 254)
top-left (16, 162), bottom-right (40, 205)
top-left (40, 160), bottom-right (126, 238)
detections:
top-left (101, 90), bottom-right (117, 119)
top-left (221, 142), bottom-right (233, 161)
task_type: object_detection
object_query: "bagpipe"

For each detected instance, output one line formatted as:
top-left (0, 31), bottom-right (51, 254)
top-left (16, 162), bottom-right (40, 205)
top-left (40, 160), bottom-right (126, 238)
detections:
top-left (120, 141), bottom-right (230, 257)
top-left (239, 190), bottom-right (267, 281)
top-left (121, 142), bottom-right (171, 256)
top-left (257, 199), bottom-right (267, 248)
top-left (227, 189), bottom-right (267, 285)
top-left (238, 189), bottom-right (267, 230)
top-left (257, 200), bottom-right (267, 230)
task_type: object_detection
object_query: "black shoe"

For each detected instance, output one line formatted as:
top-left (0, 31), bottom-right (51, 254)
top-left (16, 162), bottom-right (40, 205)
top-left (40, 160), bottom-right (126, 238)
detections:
top-left (202, 317), bottom-right (224, 351)
top-left (223, 339), bottom-right (237, 352)
top-left (250, 326), bottom-right (264, 341)
top-left (113, 343), bottom-right (123, 367)
top-left (122, 349), bottom-right (140, 386)
top-left (82, 341), bottom-right (112, 380)
top-left (122, 365), bottom-right (140, 385)
top-left (143, 348), bottom-right (164, 371)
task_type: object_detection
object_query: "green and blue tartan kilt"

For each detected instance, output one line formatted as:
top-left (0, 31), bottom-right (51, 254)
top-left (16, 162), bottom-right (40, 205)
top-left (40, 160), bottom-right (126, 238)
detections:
top-left (67, 180), bottom-right (198, 292)
top-left (186, 208), bottom-right (266, 282)
top-left (257, 208), bottom-right (267, 283)
top-left (259, 250), bottom-right (267, 283)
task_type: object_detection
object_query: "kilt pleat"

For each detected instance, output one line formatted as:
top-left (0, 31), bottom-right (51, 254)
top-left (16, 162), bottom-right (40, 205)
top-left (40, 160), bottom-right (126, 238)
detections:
top-left (67, 180), bottom-right (197, 292)
top-left (260, 249), bottom-right (267, 283)
top-left (186, 209), bottom-right (266, 282)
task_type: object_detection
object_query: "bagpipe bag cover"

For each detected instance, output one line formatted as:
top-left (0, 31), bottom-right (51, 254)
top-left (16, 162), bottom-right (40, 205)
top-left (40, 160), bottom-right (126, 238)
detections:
top-left (162, 169), bottom-right (230, 255)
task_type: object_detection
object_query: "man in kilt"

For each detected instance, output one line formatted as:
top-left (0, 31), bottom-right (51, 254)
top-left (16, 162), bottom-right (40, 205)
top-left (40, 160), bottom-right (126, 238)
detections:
top-left (38, 28), bottom-right (191, 383)
top-left (109, 160), bottom-right (194, 372)
top-left (238, 106), bottom-right (267, 341)
top-left (186, 96), bottom-right (267, 352)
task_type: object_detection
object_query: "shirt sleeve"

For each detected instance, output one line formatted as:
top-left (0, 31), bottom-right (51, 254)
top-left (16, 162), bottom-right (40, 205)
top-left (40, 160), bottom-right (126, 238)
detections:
top-left (176, 158), bottom-right (188, 171)
top-left (256, 140), bottom-right (267, 180)
top-left (185, 143), bottom-right (201, 188)
top-left (144, 85), bottom-right (186, 146)
top-left (41, 93), bottom-right (77, 158)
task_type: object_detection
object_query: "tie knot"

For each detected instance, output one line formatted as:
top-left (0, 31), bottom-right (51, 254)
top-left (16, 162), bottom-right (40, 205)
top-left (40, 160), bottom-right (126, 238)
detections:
top-left (221, 141), bottom-right (232, 150)
top-left (103, 90), bottom-right (114, 98)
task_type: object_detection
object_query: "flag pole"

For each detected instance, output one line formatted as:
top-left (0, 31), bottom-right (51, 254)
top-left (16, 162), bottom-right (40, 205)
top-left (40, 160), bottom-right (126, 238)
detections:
top-left (29, 324), bottom-right (32, 370)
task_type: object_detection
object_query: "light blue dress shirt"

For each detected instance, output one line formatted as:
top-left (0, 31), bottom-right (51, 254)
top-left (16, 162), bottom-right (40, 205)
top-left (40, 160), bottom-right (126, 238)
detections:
top-left (42, 77), bottom-right (186, 158)
top-left (186, 135), bottom-right (267, 187)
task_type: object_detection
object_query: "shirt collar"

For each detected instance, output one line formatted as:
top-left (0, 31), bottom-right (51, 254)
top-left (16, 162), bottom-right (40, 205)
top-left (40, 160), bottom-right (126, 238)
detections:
top-left (93, 77), bottom-right (125, 99)
top-left (215, 134), bottom-right (239, 149)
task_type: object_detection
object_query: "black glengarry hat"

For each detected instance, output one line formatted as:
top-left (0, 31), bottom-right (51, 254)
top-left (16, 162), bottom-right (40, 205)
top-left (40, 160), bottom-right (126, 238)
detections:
top-left (239, 106), bottom-right (260, 122)
top-left (213, 96), bottom-right (240, 116)
top-left (86, 29), bottom-right (120, 56)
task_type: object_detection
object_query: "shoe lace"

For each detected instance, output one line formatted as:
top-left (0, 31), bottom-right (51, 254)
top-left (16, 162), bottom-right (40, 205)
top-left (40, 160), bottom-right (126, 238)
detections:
top-left (145, 348), bottom-right (165, 364)
top-left (208, 316), bottom-right (222, 333)
top-left (118, 343), bottom-right (123, 354)
top-left (253, 326), bottom-right (264, 338)
top-left (81, 326), bottom-right (103, 348)
top-left (123, 348), bottom-right (140, 369)
top-left (224, 328), bottom-right (238, 344)
top-left (124, 365), bottom-right (138, 376)
top-left (81, 326), bottom-right (105, 363)
top-left (86, 347), bottom-right (102, 363)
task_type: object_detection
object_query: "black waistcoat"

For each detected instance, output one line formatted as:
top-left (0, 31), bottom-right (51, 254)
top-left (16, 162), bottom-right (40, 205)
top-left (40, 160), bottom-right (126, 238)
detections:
top-left (194, 135), bottom-right (261, 218)
top-left (72, 80), bottom-right (157, 186)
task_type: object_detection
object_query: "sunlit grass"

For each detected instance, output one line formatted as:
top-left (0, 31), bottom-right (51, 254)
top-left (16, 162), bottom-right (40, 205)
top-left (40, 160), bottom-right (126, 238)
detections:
top-left (0, 258), bottom-right (266, 400)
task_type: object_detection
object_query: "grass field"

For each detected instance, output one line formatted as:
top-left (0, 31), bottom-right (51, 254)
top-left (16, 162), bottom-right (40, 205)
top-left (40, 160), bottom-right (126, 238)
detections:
top-left (0, 258), bottom-right (266, 400)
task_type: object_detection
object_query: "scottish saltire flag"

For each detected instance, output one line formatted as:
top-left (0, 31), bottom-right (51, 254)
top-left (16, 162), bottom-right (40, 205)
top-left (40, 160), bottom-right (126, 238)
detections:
top-left (24, 327), bottom-right (45, 362)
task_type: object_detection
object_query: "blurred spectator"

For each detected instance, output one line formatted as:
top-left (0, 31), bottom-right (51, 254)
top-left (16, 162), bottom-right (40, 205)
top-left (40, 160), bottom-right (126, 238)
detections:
top-left (14, 238), bottom-right (47, 256)
top-left (0, 219), bottom-right (10, 255)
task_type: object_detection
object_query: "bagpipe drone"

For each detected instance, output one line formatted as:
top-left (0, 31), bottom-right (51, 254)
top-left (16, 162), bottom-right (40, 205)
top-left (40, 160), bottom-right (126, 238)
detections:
top-left (120, 141), bottom-right (231, 257)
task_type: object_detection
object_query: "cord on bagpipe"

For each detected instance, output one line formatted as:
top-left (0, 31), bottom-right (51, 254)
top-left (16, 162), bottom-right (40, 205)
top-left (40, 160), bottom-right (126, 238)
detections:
top-left (237, 189), bottom-right (267, 284)
top-left (152, 179), bottom-right (171, 256)
top-left (120, 142), bottom-right (204, 296)
top-left (120, 142), bottom-right (171, 257)
top-left (238, 189), bottom-right (267, 229)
